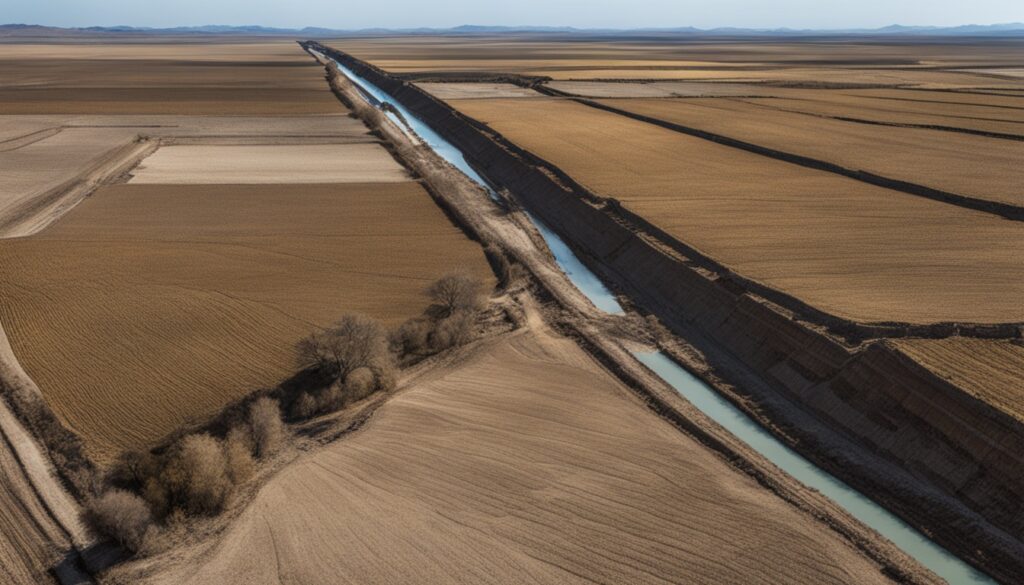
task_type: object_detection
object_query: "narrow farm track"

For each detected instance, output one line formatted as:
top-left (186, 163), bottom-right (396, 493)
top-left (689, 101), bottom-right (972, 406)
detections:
top-left (132, 328), bottom-right (901, 585)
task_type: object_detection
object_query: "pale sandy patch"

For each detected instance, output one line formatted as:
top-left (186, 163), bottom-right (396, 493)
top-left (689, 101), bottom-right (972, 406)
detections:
top-left (130, 144), bottom-right (411, 184)
top-left (416, 82), bottom-right (540, 99)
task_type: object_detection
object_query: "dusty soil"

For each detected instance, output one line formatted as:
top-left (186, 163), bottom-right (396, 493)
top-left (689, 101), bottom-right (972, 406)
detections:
top-left (0, 126), bottom-right (140, 224)
top-left (130, 144), bottom-right (410, 184)
top-left (894, 338), bottom-right (1024, 423)
top-left (0, 432), bottom-right (64, 585)
top-left (334, 36), bottom-right (1024, 89)
top-left (0, 41), bottom-right (341, 115)
top-left (596, 97), bottom-right (1024, 207)
top-left (547, 80), bottom-right (787, 97)
top-left (0, 182), bottom-right (494, 460)
top-left (415, 81), bottom-right (541, 99)
top-left (117, 327), bottom-right (899, 585)
top-left (731, 91), bottom-right (1024, 137)
top-left (449, 97), bottom-right (1024, 324)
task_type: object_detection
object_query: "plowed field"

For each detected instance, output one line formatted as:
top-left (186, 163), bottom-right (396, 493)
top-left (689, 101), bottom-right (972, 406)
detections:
top-left (450, 97), bottom-right (1024, 324)
top-left (0, 182), bottom-right (493, 460)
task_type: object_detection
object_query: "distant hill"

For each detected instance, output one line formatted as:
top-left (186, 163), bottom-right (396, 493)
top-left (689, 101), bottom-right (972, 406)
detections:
top-left (2, 22), bottom-right (1023, 38)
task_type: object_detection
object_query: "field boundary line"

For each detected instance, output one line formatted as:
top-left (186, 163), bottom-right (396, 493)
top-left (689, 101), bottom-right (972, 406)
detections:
top-left (535, 84), bottom-right (1024, 221)
top-left (0, 137), bottom-right (158, 239)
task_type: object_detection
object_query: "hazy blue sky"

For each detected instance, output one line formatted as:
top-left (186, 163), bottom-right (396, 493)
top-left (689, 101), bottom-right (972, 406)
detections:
top-left (6, 0), bottom-right (1023, 30)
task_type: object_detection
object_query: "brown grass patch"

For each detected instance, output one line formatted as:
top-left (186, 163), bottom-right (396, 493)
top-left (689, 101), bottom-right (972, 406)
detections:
top-left (0, 182), bottom-right (493, 461)
top-left (450, 97), bottom-right (1024, 324)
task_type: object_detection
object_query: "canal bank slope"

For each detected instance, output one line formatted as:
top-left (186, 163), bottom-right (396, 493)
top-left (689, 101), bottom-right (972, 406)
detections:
top-left (306, 41), bottom-right (1024, 582)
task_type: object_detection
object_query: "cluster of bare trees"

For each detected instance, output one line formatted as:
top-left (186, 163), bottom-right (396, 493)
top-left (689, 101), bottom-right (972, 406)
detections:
top-left (391, 273), bottom-right (485, 362)
top-left (88, 398), bottom-right (285, 552)
top-left (290, 314), bottom-right (396, 419)
top-left (86, 273), bottom-right (489, 553)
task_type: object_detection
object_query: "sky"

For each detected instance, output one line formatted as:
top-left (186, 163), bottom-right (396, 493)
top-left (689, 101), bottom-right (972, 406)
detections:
top-left (5, 0), bottom-right (1023, 30)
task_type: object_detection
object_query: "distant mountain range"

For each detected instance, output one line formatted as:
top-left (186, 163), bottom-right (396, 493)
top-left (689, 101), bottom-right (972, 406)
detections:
top-left (2, 22), bottom-right (1024, 37)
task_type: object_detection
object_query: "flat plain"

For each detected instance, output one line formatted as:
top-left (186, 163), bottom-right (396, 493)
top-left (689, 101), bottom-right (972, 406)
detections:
top-left (121, 329), bottom-right (896, 585)
top-left (449, 97), bottom-right (1024, 324)
top-left (0, 41), bottom-right (340, 114)
top-left (334, 35), bottom-right (1024, 89)
top-left (0, 181), bottom-right (493, 460)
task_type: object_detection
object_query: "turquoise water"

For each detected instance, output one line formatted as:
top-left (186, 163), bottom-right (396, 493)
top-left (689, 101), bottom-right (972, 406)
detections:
top-left (634, 351), bottom-right (994, 585)
top-left (324, 53), bottom-right (622, 314)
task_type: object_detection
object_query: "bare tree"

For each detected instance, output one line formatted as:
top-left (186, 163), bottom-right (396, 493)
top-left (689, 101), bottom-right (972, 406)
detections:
top-left (249, 397), bottom-right (285, 459)
top-left (426, 274), bottom-right (485, 317)
top-left (295, 314), bottom-right (390, 381)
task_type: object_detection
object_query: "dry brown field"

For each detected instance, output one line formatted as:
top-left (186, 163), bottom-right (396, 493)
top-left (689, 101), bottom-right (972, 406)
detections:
top-left (333, 36), bottom-right (1024, 88)
top-left (414, 82), bottom-right (541, 100)
top-left (894, 338), bottom-right (1024, 423)
top-left (122, 328), bottom-right (896, 585)
top-left (595, 97), bottom-right (1024, 206)
top-left (732, 91), bottom-right (1024, 137)
top-left (544, 83), bottom-right (1024, 136)
top-left (0, 181), bottom-right (493, 460)
top-left (0, 41), bottom-right (339, 114)
top-left (129, 144), bottom-right (410, 184)
top-left (449, 97), bottom-right (1024, 324)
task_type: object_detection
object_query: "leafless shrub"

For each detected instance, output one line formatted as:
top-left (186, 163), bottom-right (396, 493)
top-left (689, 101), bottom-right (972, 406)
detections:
top-left (484, 244), bottom-right (522, 288)
top-left (249, 397), bottom-right (285, 459)
top-left (141, 477), bottom-right (169, 520)
top-left (426, 273), bottom-right (484, 318)
top-left (86, 489), bottom-right (154, 552)
top-left (295, 314), bottom-right (390, 383)
top-left (344, 367), bottom-right (376, 403)
top-left (164, 434), bottom-right (232, 515)
top-left (290, 391), bottom-right (319, 420)
top-left (373, 362), bottom-right (398, 392)
top-left (390, 317), bottom-right (432, 357)
top-left (224, 426), bottom-right (256, 486)
top-left (316, 383), bottom-right (345, 413)
top-left (431, 310), bottom-right (478, 351)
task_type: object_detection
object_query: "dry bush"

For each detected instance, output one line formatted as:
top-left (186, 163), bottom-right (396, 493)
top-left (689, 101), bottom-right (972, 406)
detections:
top-left (295, 314), bottom-right (391, 383)
top-left (250, 397), bottom-right (285, 459)
top-left (373, 362), bottom-right (398, 392)
top-left (316, 383), bottom-right (344, 413)
top-left (484, 244), bottom-right (522, 289)
top-left (431, 310), bottom-right (478, 351)
top-left (344, 367), bottom-right (376, 403)
top-left (141, 477), bottom-right (169, 520)
top-left (164, 434), bottom-right (233, 515)
top-left (426, 273), bottom-right (485, 317)
top-left (290, 391), bottom-right (318, 420)
top-left (224, 426), bottom-right (256, 486)
top-left (86, 489), bottom-right (154, 552)
top-left (390, 317), bottom-right (432, 357)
